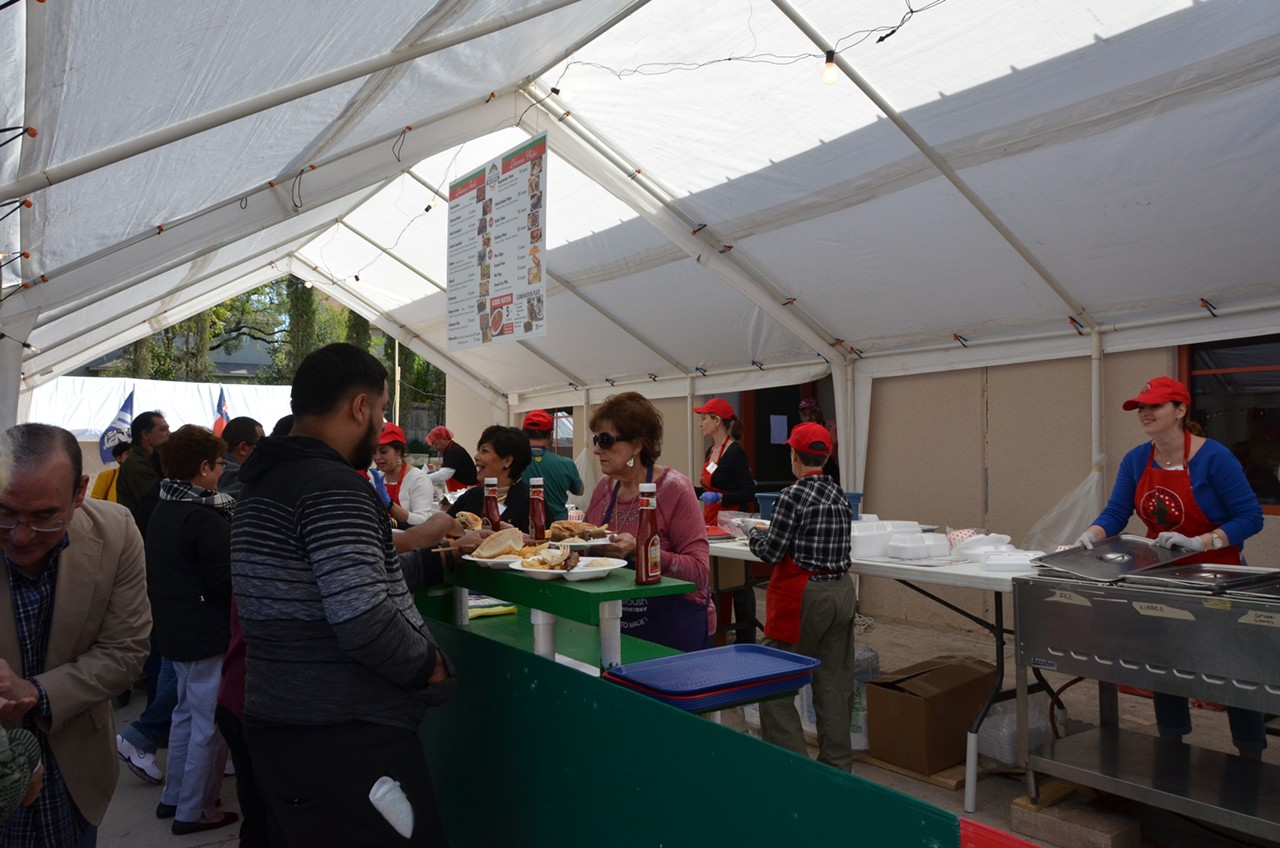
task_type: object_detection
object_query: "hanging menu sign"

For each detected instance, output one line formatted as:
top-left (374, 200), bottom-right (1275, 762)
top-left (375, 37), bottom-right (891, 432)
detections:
top-left (446, 134), bottom-right (547, 350)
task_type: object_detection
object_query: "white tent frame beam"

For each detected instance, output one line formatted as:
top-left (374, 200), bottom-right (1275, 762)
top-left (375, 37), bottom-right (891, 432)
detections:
top-left (523, 86), bottom-right (856, 483)
top-left (296, 257), bottom-right (507, 406)
top-left (30, 223), bottom-right (334, 360)
top-left (772, 0), bottom-right (1099, 332)
top-left (405, 169), bottom-right (690, 375)
top-left (0, 0), bottom-right (594, 202)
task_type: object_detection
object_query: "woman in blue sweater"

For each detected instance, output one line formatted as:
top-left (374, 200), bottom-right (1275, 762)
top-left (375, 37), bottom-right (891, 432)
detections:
top-left (1077, 376), bottom-right (1265, 758)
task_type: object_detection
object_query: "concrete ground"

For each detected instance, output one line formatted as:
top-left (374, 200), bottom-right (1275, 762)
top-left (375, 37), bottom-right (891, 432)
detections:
top-left (98, 602), bottom-right (1277, 847)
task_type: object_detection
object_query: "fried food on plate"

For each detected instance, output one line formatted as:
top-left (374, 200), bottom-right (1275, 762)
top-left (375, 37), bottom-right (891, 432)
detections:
top-left (548, 520), bottom-right (609, 541)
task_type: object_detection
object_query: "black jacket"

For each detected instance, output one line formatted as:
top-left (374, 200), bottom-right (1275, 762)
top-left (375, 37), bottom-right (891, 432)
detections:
top-left (145, 498), bottom-right (232, 661)
top-left (449, 480), bottom-right (530, 532)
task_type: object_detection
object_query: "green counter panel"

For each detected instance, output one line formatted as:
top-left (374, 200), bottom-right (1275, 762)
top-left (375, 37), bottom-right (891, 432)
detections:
top-left (447, 562), bottom-right (693, 626)
top-left (466, 606), bottom-right (679, 665)
top-left (420, 621), bottom-right (960, 847)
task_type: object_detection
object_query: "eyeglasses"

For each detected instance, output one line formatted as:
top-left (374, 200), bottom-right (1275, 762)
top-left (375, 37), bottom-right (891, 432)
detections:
top-left (591, 432), bottom-right (632, 450)
top-left (0, 514), bottom-right (68, 534)
top-left (215, 459), bottom-right (228, 468)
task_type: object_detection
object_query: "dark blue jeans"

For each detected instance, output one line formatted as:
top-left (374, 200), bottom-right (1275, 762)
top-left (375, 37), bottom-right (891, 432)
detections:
top-left (121, 658), bottom-right (176, 753)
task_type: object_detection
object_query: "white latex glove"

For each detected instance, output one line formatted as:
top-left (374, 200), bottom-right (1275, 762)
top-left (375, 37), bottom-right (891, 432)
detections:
top-left (1074, 531), bottom-right (1097, 550)
top-left (1155, 531), bottom-right (1205, 552)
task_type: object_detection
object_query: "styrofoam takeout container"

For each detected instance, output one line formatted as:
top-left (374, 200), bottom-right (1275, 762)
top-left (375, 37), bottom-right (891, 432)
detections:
top-left (850, 522), bottom-right (891, 557)
top-left (920, 532), bottom-right (950, 558)
top-left (881, 520), bottom-right (922, 533)
top-left (981, 552), bottom-right (1043, 572)
top-left (887, 534), bottom-right (929, 560)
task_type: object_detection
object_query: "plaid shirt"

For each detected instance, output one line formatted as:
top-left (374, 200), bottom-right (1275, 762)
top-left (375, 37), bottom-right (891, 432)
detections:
top-left (1, 537), bottom-right (88, 848)
top-left (748, 474), bottom-right (851, 581)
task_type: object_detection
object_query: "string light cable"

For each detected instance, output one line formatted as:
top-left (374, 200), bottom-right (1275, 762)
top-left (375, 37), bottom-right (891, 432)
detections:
top-left (0, 331), bottom-right (39, 354)
top-left (557, 0), bottom-right (950, 81)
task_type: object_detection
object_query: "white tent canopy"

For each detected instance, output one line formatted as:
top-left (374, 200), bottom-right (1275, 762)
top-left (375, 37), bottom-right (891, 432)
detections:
top-left (4, 0), bottom-right (1280, 475)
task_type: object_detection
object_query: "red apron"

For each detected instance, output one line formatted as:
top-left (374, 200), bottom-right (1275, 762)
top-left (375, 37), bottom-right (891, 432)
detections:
top-left (385, 468), bottom-right (403, 506)
top-left (764, 555), bottom-right (810, 645)
top-left (700, 440), bottom-right (731, 526)
top-left (445, 477), bottom-right (469, 493)
top-left (1134, 430), bottom-right (1240, 565)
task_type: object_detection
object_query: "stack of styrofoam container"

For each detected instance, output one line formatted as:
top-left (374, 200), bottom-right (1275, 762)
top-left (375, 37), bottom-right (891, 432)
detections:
top-left (850, 522), bottom-right (892, 557)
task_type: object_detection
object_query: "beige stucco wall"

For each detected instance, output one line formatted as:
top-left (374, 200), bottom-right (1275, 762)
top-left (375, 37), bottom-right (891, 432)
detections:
top-left (859, 348), bottom-right (1280, 631)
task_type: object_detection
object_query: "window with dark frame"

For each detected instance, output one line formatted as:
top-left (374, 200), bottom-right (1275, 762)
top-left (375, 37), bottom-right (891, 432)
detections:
top-left (1185, 333), bottom-right (1280, 511)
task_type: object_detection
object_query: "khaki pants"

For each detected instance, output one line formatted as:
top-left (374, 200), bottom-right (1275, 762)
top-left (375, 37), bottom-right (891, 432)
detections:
top-left (759, 574), bottom-right (857, 771)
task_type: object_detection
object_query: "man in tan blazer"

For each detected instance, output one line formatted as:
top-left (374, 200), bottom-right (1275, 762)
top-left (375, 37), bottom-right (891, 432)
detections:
top-left (0, 423), bottom-right (151, 847)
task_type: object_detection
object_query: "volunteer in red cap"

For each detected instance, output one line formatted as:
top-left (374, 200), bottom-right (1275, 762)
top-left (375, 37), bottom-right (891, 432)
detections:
top-left (692, 398), bottom-right (757, 526)
top-left (425, 425), bottom-right (479, 492)
top-left (373, 422), bottom-right (437, 526)
top-left (744, 422), bottom-right (856, 770)
top-left (1077, 375), bottom-right (1264, 758)
top-left (693, 397), bottom-right (759, 643)
top-left (798, 397), bottom-right (840, 483)
top-left (520, 409), bottom-right (583, 523)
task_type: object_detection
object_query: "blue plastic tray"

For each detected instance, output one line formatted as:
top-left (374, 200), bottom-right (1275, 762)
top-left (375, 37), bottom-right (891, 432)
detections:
top-left (603, 645), bottom-right (819, 712)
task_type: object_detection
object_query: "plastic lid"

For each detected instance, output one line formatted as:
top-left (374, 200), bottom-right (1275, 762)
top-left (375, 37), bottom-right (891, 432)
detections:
top-left (530, 477), bottom-right (544, 485)
top-left (484, 477), bottom-right (498, 484)
top-left (639, 483), bottom-right (656, 493)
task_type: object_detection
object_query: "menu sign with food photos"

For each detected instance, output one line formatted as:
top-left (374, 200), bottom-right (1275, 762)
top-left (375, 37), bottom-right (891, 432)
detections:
top-left (446, 134), bottom-right (548, 350)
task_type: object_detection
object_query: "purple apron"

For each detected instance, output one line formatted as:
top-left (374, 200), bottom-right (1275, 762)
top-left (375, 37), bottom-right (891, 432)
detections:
top-left (604, 466), bottom-right (710, 653)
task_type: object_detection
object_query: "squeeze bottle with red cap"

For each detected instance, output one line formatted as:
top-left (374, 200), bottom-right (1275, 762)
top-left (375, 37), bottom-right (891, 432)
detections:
top-left (635, 482), bottom-right (660, 585)
top-left (529, 477), bottom-right (546, 542)
top-left (482, 477), bottom-right (502, 530)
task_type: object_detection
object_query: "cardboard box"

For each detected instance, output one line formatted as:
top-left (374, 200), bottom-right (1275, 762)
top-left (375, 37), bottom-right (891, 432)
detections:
top-left (865, 655), bottom-right (997, 775)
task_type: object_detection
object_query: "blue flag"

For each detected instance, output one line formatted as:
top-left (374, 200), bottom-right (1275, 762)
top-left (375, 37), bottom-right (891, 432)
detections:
top-left (98, 389), bottom-right (134, 464)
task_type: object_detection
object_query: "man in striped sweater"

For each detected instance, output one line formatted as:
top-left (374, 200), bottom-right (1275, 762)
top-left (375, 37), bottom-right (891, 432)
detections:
top-left (231, 343), bottom-right (454, 847)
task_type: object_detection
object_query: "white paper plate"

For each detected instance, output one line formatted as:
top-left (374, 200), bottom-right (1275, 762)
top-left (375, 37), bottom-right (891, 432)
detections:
top-left (562, 558), bottom-right (628, 582)
top-left (462, 554), bottom-right (520, 569)
top-left (508, 562), bottom-right (566, 580)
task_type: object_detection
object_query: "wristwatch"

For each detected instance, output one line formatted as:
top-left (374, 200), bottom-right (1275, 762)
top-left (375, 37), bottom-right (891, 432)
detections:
top-left (1211, 531), bottom-right (1225, 550)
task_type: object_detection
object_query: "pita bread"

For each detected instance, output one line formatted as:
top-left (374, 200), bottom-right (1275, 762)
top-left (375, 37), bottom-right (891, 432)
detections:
top-left (472, 527), bottom-right (524, 559)
top-left (456, 511), bottom-right (483, 531)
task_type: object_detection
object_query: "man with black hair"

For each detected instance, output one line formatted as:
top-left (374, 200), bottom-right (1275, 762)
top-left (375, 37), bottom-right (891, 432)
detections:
top-left (231, 342), bottom-right (453, 847)
top-left (217, 416), bottom-right (263, 499)
top-left (0, 423), bottom-right (151, 846)
top-left (116, 410), bottom-right (170, 515)
top-left (746, 422), bottom-right (856, 771)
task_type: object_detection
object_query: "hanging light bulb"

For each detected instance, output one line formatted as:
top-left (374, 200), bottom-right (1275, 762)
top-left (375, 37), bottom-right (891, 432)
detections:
top-left (304, 280), bottom-right (313, 289)
top-left (821, 50), bottom-right (839, 85)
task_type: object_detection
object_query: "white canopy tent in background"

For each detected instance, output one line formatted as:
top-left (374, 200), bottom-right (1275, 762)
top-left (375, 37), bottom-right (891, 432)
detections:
top-left (19, 376), bottom-right (291, 444)
top-left (4, 0), bottom-right (1280, 488)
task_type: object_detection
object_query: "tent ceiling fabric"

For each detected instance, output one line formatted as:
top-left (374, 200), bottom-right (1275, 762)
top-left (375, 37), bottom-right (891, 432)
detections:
top-left (4, 0), bottom-right (1280, 406)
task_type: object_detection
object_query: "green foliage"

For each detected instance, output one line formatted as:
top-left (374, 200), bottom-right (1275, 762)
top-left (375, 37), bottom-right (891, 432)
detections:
top-left (346, 310), bottom-right (371, 350)
top-left (108, 274), bottom-right (351, 385)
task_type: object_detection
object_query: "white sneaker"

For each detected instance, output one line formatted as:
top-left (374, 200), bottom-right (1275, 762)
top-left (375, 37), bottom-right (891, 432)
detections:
top-left (116, 734), bottom-right (163, 784)
top-left (224, 759), bottom-right (236, 777)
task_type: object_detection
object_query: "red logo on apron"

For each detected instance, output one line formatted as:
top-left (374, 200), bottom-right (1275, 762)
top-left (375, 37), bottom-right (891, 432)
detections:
top-left (1138, 486), bottom-right (1184, 531)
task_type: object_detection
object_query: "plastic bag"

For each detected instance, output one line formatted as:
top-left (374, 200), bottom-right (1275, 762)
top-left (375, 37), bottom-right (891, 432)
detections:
top-left (717, 510), bottom-right (753, 538)
top-left (1021, 455), bottom-right (1106, 552)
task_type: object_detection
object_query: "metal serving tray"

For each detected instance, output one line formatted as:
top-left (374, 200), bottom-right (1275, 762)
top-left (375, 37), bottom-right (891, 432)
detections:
top-left (1124, 563), bottom-right (1280, 594)
top-left (1030, 534), bottom-right (1191, 583)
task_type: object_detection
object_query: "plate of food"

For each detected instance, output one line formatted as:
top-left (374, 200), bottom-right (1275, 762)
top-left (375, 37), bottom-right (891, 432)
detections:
top-left (562, 557), bottom-right (628, 582)
top-left (461, 527), bottom-right (525, 568)
top-left (509, 545), bottom-right (578, 580)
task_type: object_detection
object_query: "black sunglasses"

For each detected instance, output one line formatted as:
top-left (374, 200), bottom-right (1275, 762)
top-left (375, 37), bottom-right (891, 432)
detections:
top-left (592, 432), bottom-right (632, 450)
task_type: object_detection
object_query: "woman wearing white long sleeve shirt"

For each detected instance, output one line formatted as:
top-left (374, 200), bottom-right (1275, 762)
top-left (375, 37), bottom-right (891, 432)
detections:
top-left (375, 423), bottom-right (438, 526)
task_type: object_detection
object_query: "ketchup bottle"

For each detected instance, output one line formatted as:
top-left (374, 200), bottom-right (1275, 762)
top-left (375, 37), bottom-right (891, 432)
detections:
top-left (635, 482), bottom-right (660, 585)
top-left (529, 477), bottom-right (546, 542)
top-left (482, 477), bottom-right (502, 530)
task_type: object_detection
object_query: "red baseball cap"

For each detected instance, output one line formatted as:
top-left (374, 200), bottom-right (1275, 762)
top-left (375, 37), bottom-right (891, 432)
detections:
top-left (1122, 376), bottom-right (1191, 411)
top-left (522, 409), bottom-right (554, 430)
top-left (692, 398), bottom-right (734, 420)
top-left (426, 426), bottom-right (452, 443)
top-left (379, 422), bottom-right (406, 446)
top-left (788, 422), bottom-right (832, 455)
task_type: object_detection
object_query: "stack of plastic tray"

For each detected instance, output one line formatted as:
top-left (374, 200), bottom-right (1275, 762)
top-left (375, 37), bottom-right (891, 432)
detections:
top-left (603, 644), bottom-right (819, 712)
